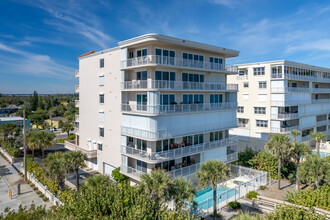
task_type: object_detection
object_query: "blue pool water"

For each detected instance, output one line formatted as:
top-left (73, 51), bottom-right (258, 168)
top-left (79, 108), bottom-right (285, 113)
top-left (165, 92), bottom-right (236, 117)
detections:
top-left (312, 151), bottom-right (329, 158)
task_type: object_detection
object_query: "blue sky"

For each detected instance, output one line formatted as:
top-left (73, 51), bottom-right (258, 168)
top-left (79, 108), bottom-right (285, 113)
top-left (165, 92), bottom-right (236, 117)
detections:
top-left (1, 0), bottom-right (330, 94)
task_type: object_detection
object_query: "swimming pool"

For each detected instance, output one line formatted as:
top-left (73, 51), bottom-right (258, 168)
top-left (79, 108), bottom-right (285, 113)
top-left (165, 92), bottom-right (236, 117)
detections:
top-left (312, 150), bottom-right (329, 158)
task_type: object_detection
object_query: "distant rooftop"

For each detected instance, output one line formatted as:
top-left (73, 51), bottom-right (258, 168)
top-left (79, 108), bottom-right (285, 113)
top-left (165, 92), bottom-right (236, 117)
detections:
top-left (0, 116), bottom-right (25, 121)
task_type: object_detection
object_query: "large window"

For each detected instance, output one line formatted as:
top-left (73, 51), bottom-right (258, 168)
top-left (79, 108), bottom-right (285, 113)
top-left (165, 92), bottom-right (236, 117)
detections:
top-left (99, 94), bottom-right (104, 104)
top-left (259, 81), bottom-right (267, 88)
top-left (183, 52), bottom-right (204, 68)
top-left (238, 106), bottom-right (244, 113)
top-left (137, 94), bottom-right (147, 110)
top-left (209, 56), bottom-right (223, 70)
top-left (99, 127), bottom-right (104, 137)
top-left (156, 48), bottom-right (175, 65)
top-left (253, 67), bottom-right (265, 75)
top-left (99, 58), bottom-right (104, 68)
top-left (210, 94), bottom-right (223, 103)
top-left (155, 71), bottom-right (175, 81)
top-left (210, 130), bottom-right (223, 142)
top-left (254, 107), bottom-right (266, 114)
top-left (156, 139), bottom-right (175, 152)
top-left (256, 120), bottom-right (268, 127)
top-left (183, 94), bottom-right (204, 104)
top-left (160, 94), bottom-right (175, 105)
top-left (136, 138), bottom-right (147, 151)
top-left (137, 160), bottom-right (147, 172)
top-left (136, 71), bottom-right (147, 80)
top-left (182, 73), bottom-right (204, 83)
top-left (183, 134), bottom-right (203, 145)
top-left (136, 49), bottom-right (147, 57)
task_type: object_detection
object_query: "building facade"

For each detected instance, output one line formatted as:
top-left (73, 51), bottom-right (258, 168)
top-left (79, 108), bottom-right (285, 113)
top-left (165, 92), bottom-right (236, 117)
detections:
top-left (0, 116), bottom-right (30, 128)
top-left (70, 34), bottom-right (240, 183)
top-left (228, 60), bottom-right (330, 151)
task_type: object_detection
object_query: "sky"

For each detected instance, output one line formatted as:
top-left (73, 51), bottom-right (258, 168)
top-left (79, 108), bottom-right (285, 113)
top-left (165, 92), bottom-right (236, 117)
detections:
top-left (1, 0), bottom-right (330, 94)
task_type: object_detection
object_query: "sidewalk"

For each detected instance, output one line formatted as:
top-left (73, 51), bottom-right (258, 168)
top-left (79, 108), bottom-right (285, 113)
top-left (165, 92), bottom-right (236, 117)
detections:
top-left (0, 156), bottom-right (52, 215)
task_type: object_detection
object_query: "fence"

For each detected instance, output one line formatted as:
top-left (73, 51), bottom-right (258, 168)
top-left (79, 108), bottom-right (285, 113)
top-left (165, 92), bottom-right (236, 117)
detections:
top-left (20, 166), bottom-right (64, 206)
top-left (190, 165), bottom-right (267, 217)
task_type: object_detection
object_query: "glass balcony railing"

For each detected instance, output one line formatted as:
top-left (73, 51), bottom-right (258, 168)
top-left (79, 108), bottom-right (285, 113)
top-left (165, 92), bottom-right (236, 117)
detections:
top-left (121, 102), bottom-right (237, 115)
top-left (121, 80), bottom-right (238, 91)
top-left (271, 125), bottom-right (300, 133)
top-left (271, 73), bottom-right (330, 83)
top-left (271, 113), bottom-right (299, 120)
top-left (120, 55), bottom-right (238, 73)
top-left (271, 87), bottom-right (310, 93)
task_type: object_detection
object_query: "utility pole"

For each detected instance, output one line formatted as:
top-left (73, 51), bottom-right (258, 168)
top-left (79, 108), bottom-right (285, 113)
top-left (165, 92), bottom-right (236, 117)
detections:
top-left (23, 110), bottom-right (27, 182)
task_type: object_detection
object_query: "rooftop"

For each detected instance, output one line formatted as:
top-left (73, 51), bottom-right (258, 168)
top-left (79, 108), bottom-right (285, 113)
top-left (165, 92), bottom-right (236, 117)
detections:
top-left (0, 116), bottom-right (25, 122)
top-left (45, 116), bottom-right (67, 122)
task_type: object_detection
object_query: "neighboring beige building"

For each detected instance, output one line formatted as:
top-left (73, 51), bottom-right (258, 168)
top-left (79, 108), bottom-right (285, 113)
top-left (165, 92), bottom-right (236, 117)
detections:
top-left (228, 60), bottom-right (330, 151)
top-left (68, 34), bottom-right (241, 183)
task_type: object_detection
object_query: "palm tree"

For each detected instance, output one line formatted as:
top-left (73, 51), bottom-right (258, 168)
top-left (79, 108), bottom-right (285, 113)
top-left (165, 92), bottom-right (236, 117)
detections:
top-left (196, 160), bottom-right (230, 220)
top-left (290, 129), bottom-right (301, 146)
top-left (26, 130), bottom-right (39, 161)
top-left (43, 152), bottom-right (68, 190)
top-left (139, 169), bottom-right (173, 210)
top-left (265, 134), bottom-right (291, 190)
top-left (65, 151), bottom-right (87, 191)
top-left (170, 177), bottom-right (196, 211)
top-left (37, 130), bottom-right (55, 159)
top-left (84, 174), bottom-right (110, 189)
top-left (310, 131), bottom-right (327, 155)
top-left (61, 122), bottom-right (74, 137)
top-left (290, 142), bottom-right (311, 190)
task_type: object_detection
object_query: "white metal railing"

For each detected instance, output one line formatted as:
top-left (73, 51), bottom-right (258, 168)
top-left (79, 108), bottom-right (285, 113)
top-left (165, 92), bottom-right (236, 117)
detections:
top-left (271, 87), bottom-right (310, 93)
top-left (271, 125), bottom-right (300, 133)
top-left (271, 73), bottom-right (330, 83)
top-left (121, 102), bottom-right (237, 115)
top-left (316, 120), bottom-right (328, 126)
top-left (120, 55), bottom-right (238, 73)
top-left (271, 113), bottom-right (299, 120)
top-left (120, 164), bottom-right (145, 180)
top-left (121, 122), bottom-right (237, 140)
top-left (75, 115), bottom-right (79, 122)
top-left (121, 80), bottom-right (238, 91)
top-left (312, 99), bottom-right (330, 104)
top-left (121, 137), bottom-right (238, 162)
top-left (64, 141), bottom-right (97, 158)
top-left (271, 100), bottom-right (311, 106)
top-left (312, 88), bottom-right (330, 93)
top-left (75, 70), bottom-right (79, 78)
top-left (75, 85), bottom-right (79, 93)
top-left (237, 123), bottom-right (249, 128)
top-left (75, 100), bottom-right (79, 107)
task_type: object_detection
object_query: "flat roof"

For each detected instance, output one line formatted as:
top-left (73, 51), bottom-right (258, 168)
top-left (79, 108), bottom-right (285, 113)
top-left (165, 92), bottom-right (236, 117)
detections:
top-left (0, 116), bottom-right (25, 122)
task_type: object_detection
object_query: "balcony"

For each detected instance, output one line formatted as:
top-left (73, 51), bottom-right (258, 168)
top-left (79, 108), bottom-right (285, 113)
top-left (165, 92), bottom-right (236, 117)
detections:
top-left (271, 113), bottom-right (299, 120)
top-left (312, 99), bottom-right (330, 104)
top-left (271, 100), bottom-right (310, 106)
top-left (121, 80), bottom-right (238, 92)
top-left (120, 55), bottom-right (238, 73)
top-left (301, 135), bottom-right (312, 142)
top-left (271, 87), bottom-right (310, 93)
top-left (312, 88), bottom-right (330, 93)
top-left (75, 114), bottom-right (79, 122)
top-left (75, 70), bottom-right (79, 78)
top-left (121, 102), bottom-right (237, 115)
top-left (120, 164), bottom-right (145, 181)
top-left (75, 85), bottom-right (79, 93)
top-left (121, 121), bottom-right (237, 140)
top-left (271, 125), bottom-right (300, 133)
top-left (75, 100), bottom-right (79, 107)
top-left (64, 141), bottom-right (96, 159)
top-left (316, 120), bottom-right (328, 126)
top-left (271, 73), bottom-right (330, 83)
top-left (120, 136), bottom-right (238, 163)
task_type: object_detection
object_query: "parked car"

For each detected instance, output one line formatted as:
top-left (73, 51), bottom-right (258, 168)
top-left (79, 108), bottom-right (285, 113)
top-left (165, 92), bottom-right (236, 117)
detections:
top-left (19, 147), bottom-right (32, 154)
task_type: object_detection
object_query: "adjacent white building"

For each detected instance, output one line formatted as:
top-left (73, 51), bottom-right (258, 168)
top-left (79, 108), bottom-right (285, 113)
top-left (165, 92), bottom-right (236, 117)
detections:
top-left (228, 60), bottom-right (330, 151)
top-left (67, 34), bottom-right (240, 183)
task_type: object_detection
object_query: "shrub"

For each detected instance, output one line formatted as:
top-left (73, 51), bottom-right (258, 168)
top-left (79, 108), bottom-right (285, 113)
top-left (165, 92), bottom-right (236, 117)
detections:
top-left (6, 147), bottom-right (20, 158)
top-left (56, 138), bottom-right (66, 143)
top-left (36, 191), bottom-right (42, 195)
top-left (246, 191), bottom-right (259, 200)
top-left (228, 201), bottom-right (241, 209)
top-left (210, 212), bottom-right (222, 218)
top-left (248, 151), bottom-right (278, 179)
top-left (266, 204), bottom-right (327, 220)
top-left (33, 187), bottom-right (38, 191)
top-left (39, 194), bottom-right (45, 198)
top-left (68, 134), bottom-right (75, 140)
top-left (237, 147), bottom-right (258, 167)
top-left (259, 185), bottom-right (267, 190)
top-left (111, 167), bottom-right (129, 183)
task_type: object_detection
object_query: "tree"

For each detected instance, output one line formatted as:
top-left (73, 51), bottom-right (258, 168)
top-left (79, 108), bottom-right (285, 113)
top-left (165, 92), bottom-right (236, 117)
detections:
top-left (84, 174), bottom-right (110, 189)
top-left (61, 122), bottom-right (74, 137)
top-left (310, 131), bottom-right (327, 155)
top-left (111, 167), bottom-right (129, 183)
top-left (0, 123), bottom-right (18, 140)
top-left (65, 151), bottom-right (87, 192)
top-left (31, 90), bottom-right (39, 111)
top-left (26, 131), bottom-right (39, 161)
top-left (298, 155), bottom-right (329, 189)
top-left (265, 134), bottom-right (291, 190)
top-left (170, 177), bottom-right (196, 211)
top-left (43, 152), bottom-right (68, 190)
top-left (290, 129), bottom-right (301, 146)
top-left (37, 130), bottom-right (55, 158)
top-left (139, 169), bottom-right (173, 210)
top-left (196, 160), bottom-right (231, 219)
top-left (289, 142), bottom-right (311, 190)
top-left (237, 147), bottom-right (257, 167)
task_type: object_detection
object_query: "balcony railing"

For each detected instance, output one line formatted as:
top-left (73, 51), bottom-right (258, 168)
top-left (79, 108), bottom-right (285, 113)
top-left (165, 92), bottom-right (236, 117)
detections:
top-left (316, 120), bottom-right (328, 126)
top-left (64, 141), bottom-right (97, 158)
top-left (120, 164), bottom-right (145, 180)
top-left (75, 85), bottom-right (79, 93)
top-left (75, 70), bottom-right (79, 78)
top-left (312, 99), bottom-right (330, 104)
top-left (271, 100), bottom-right (311, 106)
top-left (121, 121), bottom-right (237, 140)
top-left (75, 115), bottom-right (79, 122)
top-left (75, 100), bottom-right (79, 107)
top-left (271, 125), bottom-right (300, 133)
top-left (120, 55), bottom-right (238, 73)
top-left (120, 136), bottom-right (238, 163)
top-left (271, 73), bottom-right (330, 83)
top-left (237, 123), bottom-right (249, 128)
top-left (271, 87), bottom-right (310, 93)
top-left (121, 80), bottom-right (238, 91)
top-left (121, 102), bottom-right (237, 115)
top-left (301, 135), bottom-right (312, 142)
top-left (311, 88), bottom-right (330, 93)
top-left (271, 113), bottom-right (299, 120)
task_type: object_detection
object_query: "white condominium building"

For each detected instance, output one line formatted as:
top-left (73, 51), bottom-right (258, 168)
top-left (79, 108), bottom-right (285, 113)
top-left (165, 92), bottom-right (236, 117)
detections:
top-left (228, 60), bottom-right (330, 151)
top-left (68, 34), bottom-right (240, 183)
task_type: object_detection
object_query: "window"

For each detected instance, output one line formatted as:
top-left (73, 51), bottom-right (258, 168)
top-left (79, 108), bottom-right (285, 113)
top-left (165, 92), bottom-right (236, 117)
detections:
top-left (182, 73), bottom-right (204, 83)
top-left (99, 75), bottom-right (104, 86)
top-left (243, 82), bottom-right (249, 88)
top-left (99, 94), bottom-right (104, 104)
top-left (256, 120), bottom-right (268, 127)
top-left (156, 139), bottom-right (175, 152)
top-left (155, 71), bottom-right (175, 81)
top-left (183, 52), bottom-right (204, 68)
top-left (209, 56), bottom-right (223, 70)
top-left (136, 49), bottom-right (147, 57)
top-left (155, 48), bottom-right (175, 65)
top-left (128, 51), bottom-right (134, 59)
top-left (98, 143), bottom-right (103, 151)
top-left (254, 107), bottom-right (266, 114)
top-left (239, 70), bottom-right (245, 76)
top-left (242, 94), bottom-right (249, 101)
top-left (160, 94), bottom-right (175, 105)
top-left (100, 59), bottom-right (104, 68)
top-left (99, 111), bottom-right (104, 122)
top-left (137, 160), bottom-right (147, 172)
top-left (183, 134), bottom-right (203, 145)
top-left (183, 94), bottom-right (204, 104)
top-left (99, 127), bottom-right (104, 137)
top-left (210, 130), bottom-right (223, 142)
top-left (259, 81), bottom-right (267, 88)
top-left (137, 94), bottom-right (147, 110)
top-left (253, 67), bottom-right (265, 75)
top-left (136, 139), bottom-right (147, 151)
top-left (210, 94), bottom-right (223, 103)
top-left (136, 71), bottom-right (147, 80)
top-left (238, 106), bottom-right (244, 113)
top-left (258, 94), bottom-right (267, 102)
